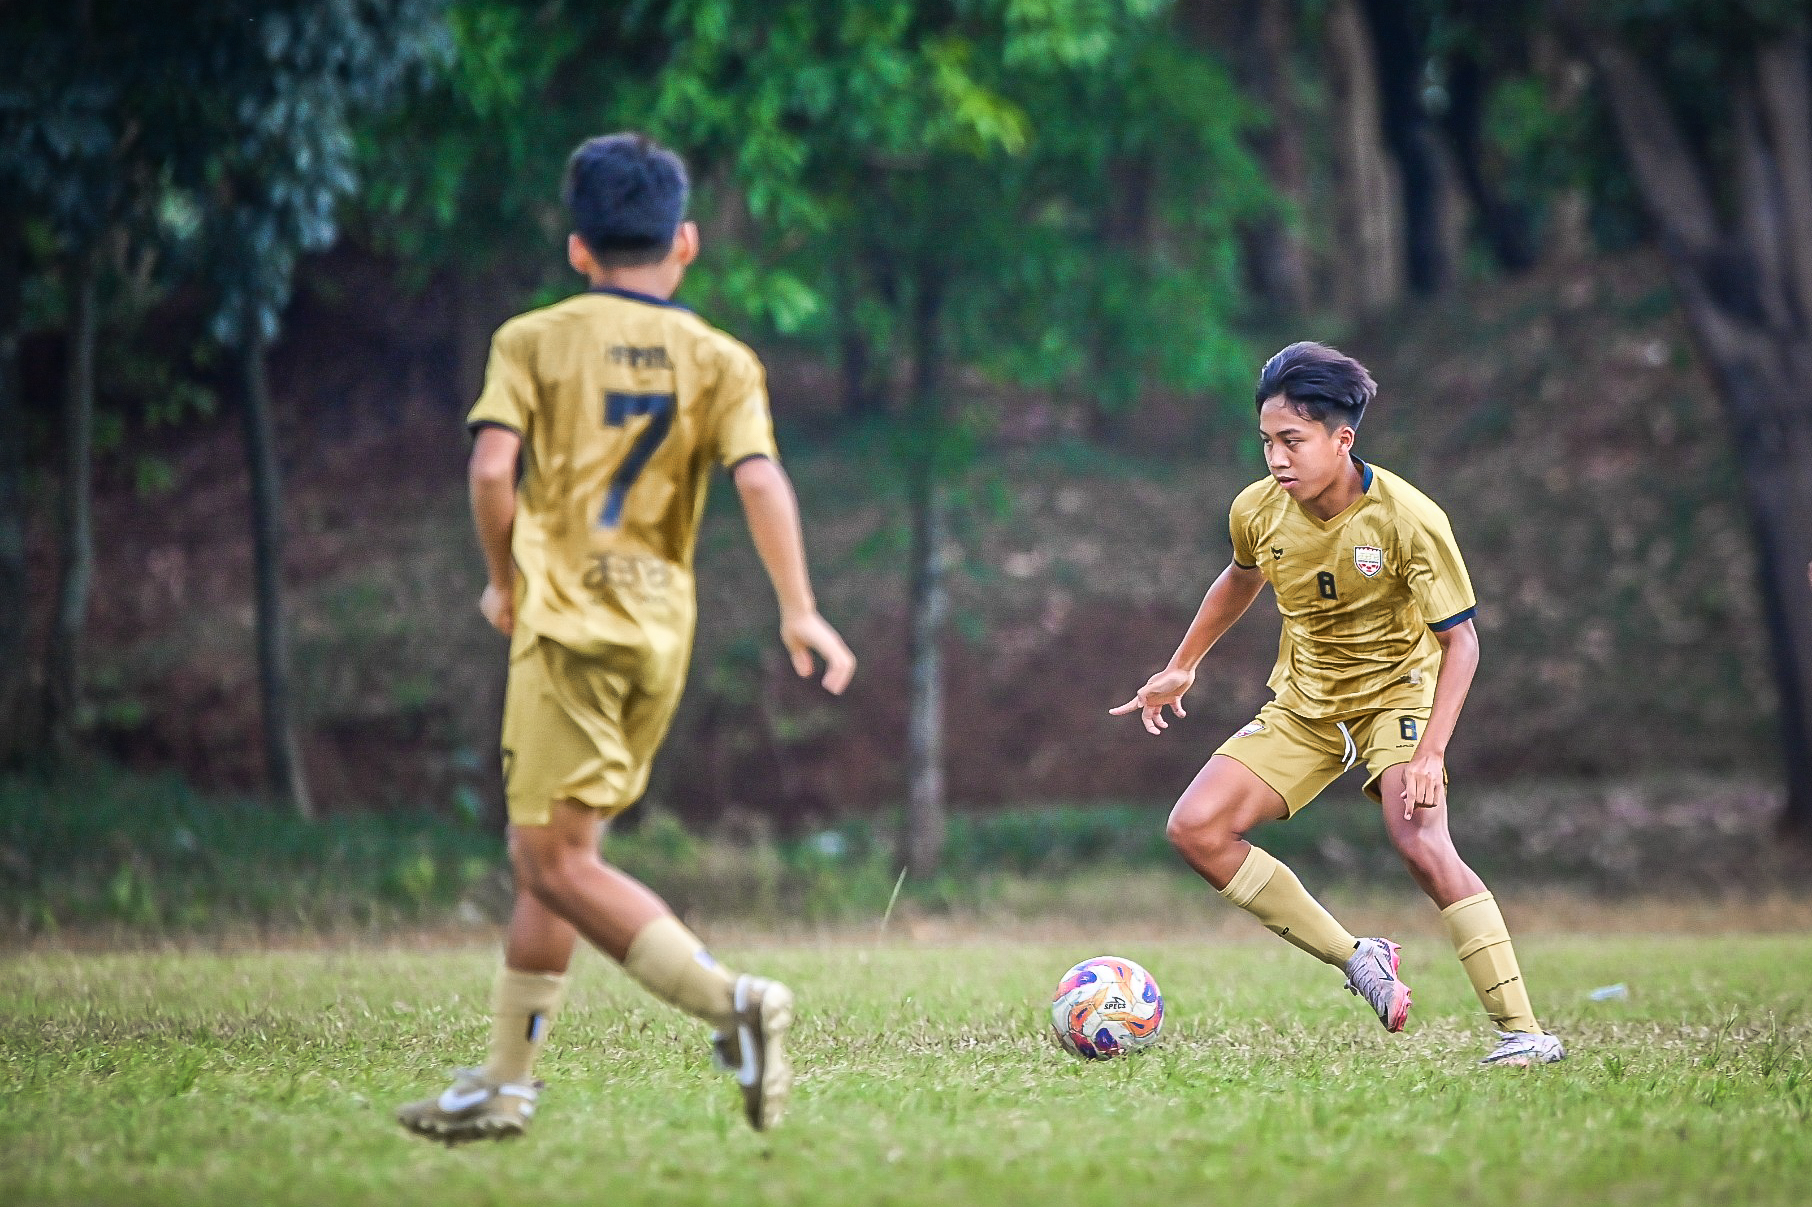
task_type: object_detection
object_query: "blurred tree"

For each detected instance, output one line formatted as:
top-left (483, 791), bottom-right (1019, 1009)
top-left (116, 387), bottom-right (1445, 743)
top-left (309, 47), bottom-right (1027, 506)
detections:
top-left (1556, 0), bottom-right (1812, 835)
top-left (1359, 0), bottom-right (1457, 294)
top-left (346, 1), bottom-right (1263, 861)
top-left (0, 2), bottom-right (125, 764)
top-left (1433, 0), bottom-right (1541, 272)
top-left (646, 0), bottom-right (1265, 871)
top-left (352, 1), bottom-right (603, 406)
top-left (1324, 0), bottom-right (1405, 317)
top-left (145, 0), bottom-right (450, 817)
top-left (1226, 0), bottom-right (1312, 316)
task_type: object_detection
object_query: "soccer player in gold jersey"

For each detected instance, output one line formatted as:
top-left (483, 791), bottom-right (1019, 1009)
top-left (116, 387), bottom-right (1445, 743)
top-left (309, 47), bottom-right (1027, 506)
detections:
top-left (1112, 341), bottom-right (1563, 1067)
top-left (398, 133), bottom-right (856, 1142)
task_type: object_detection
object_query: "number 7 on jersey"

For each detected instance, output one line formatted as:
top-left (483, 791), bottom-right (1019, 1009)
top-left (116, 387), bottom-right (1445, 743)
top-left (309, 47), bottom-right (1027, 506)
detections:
top-left (599, 391), bottom-right (676, 528)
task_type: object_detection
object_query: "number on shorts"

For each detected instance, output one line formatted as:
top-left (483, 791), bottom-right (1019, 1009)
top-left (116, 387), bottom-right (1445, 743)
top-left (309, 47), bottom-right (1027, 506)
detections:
top-left (599, 391), bottom-right (676, 527)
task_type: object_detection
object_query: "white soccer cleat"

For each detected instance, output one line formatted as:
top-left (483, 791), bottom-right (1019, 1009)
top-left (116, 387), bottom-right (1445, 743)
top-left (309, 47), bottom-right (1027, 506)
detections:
top-left (1480, 1030), bottom-right (1566, 1067)
top-left (1343, 937), bottom-right (1413, 1032)
top-left (725, 974), bottom-right (795, 1131)
top-left (396, 1068), bottom-right (542, 1144)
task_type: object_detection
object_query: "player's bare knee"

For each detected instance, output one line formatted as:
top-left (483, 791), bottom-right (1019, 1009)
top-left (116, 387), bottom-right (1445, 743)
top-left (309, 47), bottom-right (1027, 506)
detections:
top-left (509, 835), bottom-right (569, 905)
top-left (1166, 799), bottom-right (1236, 860)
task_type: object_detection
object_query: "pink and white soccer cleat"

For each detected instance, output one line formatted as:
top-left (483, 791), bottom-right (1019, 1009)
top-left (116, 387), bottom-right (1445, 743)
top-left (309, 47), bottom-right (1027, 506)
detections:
top-left (1343, 937), bottom-right (1413, 1032)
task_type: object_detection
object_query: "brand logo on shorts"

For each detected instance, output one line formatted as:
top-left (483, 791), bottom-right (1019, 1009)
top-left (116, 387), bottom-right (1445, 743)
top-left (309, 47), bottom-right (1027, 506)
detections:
top-left (1354, 545), bottom-right (1383, 577)
top-left (1234, 718), bottom-right (1266, 738)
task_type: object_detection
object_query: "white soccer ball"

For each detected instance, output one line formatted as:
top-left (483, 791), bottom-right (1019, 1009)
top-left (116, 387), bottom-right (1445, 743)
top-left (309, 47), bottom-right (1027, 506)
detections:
top-left (1050, 955), bottom-right (1165, 1060)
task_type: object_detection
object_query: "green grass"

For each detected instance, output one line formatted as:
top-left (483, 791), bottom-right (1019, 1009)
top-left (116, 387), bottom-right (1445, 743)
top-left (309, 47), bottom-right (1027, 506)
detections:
top-left (4, 932), bottom-right (1810, 1205)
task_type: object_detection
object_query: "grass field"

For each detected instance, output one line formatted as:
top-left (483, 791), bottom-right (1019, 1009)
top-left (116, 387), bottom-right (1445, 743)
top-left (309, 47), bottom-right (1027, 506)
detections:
top-left (5, 927), bottom-right (1810, 1206)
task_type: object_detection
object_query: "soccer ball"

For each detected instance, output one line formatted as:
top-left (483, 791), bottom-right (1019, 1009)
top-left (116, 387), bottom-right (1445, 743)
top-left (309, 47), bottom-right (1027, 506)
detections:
top-left (1050, 955), bottom-right (1164, 1059)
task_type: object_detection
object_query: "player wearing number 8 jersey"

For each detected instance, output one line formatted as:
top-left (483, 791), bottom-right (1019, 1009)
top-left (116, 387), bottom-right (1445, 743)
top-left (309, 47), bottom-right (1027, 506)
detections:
top-left (398, 133), bottom-right (856, 1145)
top-left (1112, 342), bottom-right (1562, 1068)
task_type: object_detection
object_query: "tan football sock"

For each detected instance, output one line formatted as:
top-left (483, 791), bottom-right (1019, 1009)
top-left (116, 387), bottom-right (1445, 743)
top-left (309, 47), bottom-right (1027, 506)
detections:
top-left (481, 967), bottom-right (567, 1084)
top-left (1442, 891), bottom-right (1542, 1033)
top-left (1219, 845), bottom-right (1360, 967)
top-left (622, 914), bottom-right (738, 1030)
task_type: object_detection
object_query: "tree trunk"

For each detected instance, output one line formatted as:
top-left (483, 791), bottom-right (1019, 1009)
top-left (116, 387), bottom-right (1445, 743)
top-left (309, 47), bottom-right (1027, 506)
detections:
top-left (241, 325), bottom-right (315, 819)
top-left (1579, 25), bottom-right (1812, 833)
top-left (904, 270), bottom-right (947, 878)
top-left (839, 320), bottom-right (884, 421)
top-left (1324, 0), bottom-right (1403, 317)
top-left (1359, 0), bottom-right (1452, 294)
top-left (1236, 0), bottom-right (1311, 314)
top-left (1442, 48), bottom-right (1538, 272)
top-left (43, 248), bottom-right (99, 761)
top-left (1710, 361), bottom-right (1812, 836)
top-left (0, 209), bottom-right (28, 762)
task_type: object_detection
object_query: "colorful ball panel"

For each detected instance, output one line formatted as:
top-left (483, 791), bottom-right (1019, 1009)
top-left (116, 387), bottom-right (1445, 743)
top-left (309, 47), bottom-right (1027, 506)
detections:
top-left (1050, 955), bottom-right (1164, 1060)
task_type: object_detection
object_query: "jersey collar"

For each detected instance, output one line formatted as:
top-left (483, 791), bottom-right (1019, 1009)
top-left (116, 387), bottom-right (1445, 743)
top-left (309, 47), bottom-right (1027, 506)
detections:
top-left (587, 284), bottom-right (691, 311)
top-left (1293, 455), bottom-right (1374, 532)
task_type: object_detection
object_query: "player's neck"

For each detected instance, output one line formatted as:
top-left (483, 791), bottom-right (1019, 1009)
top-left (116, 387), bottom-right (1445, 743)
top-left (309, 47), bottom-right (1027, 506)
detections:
top-left (1297, 456), bottom-right (1365, 522)
top-left (588, 264), bottom-right (682, 301)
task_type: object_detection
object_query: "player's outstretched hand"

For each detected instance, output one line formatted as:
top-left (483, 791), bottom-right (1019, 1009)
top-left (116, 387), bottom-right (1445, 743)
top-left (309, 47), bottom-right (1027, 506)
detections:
top-left (1400, 750), bottom-right (1446, 819)
top-left (479, 581), bottom-right (514, 637)
top-left (782, 610), bottom-right (857, 695)
top-left (1109, 667), bottom-right (1195, 735)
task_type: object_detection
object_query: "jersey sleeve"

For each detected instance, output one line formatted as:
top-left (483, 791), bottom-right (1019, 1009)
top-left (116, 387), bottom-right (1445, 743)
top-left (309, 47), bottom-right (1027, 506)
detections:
top-left (1404, 509), bottom-right (1477, 631)
top-left (1228, 484), bottom-right (1262, 568)
top-left (708, 341), bottom-right (779, 468)
top-left (465, 320), bottom-right (536, 437)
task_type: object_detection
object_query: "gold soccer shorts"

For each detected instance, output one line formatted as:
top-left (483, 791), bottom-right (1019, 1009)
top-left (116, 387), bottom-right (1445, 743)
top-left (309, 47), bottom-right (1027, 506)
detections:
top-left (500, 634), bottom-right (687, 826)
top-left (1212, 701), bottom-right (1434, 815)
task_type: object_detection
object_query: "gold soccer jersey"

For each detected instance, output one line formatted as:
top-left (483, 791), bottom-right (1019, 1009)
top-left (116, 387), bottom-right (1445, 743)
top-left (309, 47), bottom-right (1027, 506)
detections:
top-left (1228, 458), bottom-right (1476, 720)
top-left (466, 286), bottom-right (779, 821)
top-left (467, 286), bottom-right (778, 661)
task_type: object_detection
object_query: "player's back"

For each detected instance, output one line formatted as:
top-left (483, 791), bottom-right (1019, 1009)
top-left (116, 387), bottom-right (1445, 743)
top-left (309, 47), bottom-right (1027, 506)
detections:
top-left (467, 286), bottom-right (778, 658)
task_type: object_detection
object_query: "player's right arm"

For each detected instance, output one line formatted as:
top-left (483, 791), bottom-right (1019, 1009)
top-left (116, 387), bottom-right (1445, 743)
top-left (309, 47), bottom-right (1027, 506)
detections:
top-left (733, 455), bottom-right (857, 695)
top-left (1110, 562), bottom-right (1266, 734)
top-left (469, 425), bottom-right (521, 636)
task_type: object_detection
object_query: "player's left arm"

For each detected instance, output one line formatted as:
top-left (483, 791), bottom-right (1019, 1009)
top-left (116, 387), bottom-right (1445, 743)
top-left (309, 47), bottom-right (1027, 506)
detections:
top-left (1401, 617), bottom-right (1478, 819)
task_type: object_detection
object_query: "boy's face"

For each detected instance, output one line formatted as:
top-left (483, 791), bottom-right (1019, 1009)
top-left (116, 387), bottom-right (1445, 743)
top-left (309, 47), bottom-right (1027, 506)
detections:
top-left (1258, 394), bottom-right (1354, 501)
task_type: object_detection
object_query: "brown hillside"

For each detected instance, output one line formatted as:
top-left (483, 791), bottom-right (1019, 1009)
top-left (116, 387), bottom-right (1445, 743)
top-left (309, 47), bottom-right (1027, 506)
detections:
top-left (39, 250), bottom-right (1776, 823)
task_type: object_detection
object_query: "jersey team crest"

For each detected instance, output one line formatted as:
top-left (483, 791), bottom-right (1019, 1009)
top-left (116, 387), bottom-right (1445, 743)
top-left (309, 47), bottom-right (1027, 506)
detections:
top-left (1353, 545), bottom-right (1384, 578)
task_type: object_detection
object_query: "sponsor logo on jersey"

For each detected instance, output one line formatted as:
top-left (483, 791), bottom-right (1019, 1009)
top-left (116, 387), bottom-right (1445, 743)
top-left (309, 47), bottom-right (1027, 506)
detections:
top-left (1271, 546), bottom-right (1284, 559)
top-left (1233, 718), bottom-right (1266, 738)
top-left (1354, 544), bottom-right (1384, 577)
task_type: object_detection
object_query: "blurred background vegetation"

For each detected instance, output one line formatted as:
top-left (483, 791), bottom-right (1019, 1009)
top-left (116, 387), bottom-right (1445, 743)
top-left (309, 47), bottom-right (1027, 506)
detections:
top-left (5, 0), bottom-right (1812, 933)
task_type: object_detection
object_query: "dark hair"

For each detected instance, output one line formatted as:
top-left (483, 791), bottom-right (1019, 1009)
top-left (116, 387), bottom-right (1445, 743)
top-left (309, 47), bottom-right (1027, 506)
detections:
top-left (562, 133), bottom-right (690, 267)
top-left (1254, 341), bottom-right (1376, 432)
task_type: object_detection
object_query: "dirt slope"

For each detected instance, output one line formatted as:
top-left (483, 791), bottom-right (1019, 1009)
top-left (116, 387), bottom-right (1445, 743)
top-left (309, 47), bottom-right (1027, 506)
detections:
top-left (39, 250), bottom-right (1775, 822)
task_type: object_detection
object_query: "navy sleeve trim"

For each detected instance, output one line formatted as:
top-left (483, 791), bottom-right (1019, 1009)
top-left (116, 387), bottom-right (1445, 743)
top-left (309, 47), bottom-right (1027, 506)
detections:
top-left (467, 420), bottom-right (522, 437)
top-left (726, 452), bottom-right (772, 473)
top-left (1429, 606), bottom-right (1477, 632)
top-left (1232, 558), bottom-right (1258, 570)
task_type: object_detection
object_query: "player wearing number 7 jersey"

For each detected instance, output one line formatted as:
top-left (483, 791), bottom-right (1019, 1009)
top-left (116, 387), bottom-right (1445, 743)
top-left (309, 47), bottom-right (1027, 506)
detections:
top-left (398, 133), bottom-right (856, 1144)
top-left (1111, 342), bottom-right (1562, 1068)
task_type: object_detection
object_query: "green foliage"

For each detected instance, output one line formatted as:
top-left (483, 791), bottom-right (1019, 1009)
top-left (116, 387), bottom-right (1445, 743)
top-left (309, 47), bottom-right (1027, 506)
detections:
top-left (0, 765), bottom-right (504, 935)
top-left (6, 936), bottom-right (1812, 1204)
top-left (146, 0), bottom-right (454, 346)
